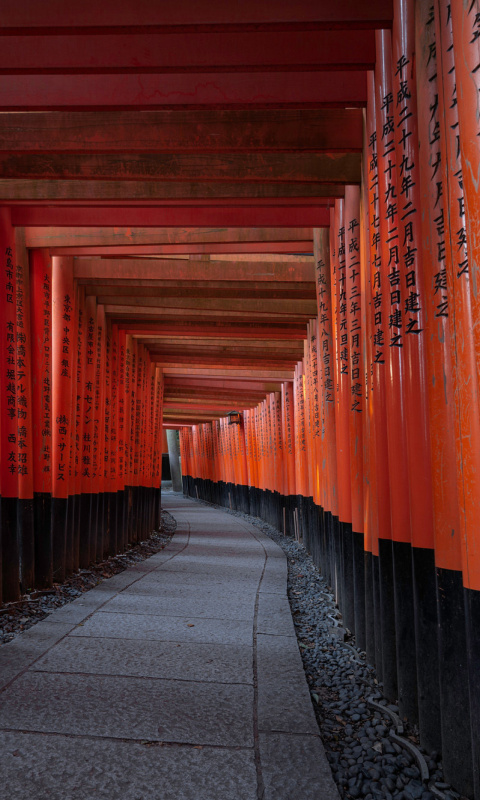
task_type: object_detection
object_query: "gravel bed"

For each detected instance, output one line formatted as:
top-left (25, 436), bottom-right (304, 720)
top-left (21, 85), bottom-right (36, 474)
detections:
top-left (200, 500), bottom-right (466, 800)
top-left (0, 509), bottom-right (177, 646)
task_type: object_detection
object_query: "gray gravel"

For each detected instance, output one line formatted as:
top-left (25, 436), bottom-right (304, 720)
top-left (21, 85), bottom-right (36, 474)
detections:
top-left (209, 501), bottom-right (466, 800)
top-left (0, 509), bottom-right (176, 645)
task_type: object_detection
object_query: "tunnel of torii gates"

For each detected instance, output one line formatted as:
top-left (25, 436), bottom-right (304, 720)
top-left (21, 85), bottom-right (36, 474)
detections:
top-left (1, 0), bottom-right (480, 796)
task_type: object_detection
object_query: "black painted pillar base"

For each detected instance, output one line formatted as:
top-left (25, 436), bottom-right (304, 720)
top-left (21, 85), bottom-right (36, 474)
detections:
top-left (465, 586), bottom-right (480, 800)
top-left (18, 497), bottom-right (35, 593)
top-left (412, 547), bottom-right (441, 751)
top-left (364, 550), bottom-right (375, 669)
top-left (51, 496), bottom-right (67, 584)
top-left (1, 496), bottom-right (20, 602)
top-left (436, 567), bottom-right (473, 797)
top-left (371, 552), bottom-right (383, 684)
top-left (72, 494), bottom-right (81, 572)
top-left (342, 522), bottom-right (355, 634)
top-left (352, 530), bottom-right (366, 651)
top-left (65, 494), bottom-right (75, 576)
top-left (78, 493), bottom-right (92, 569)
top-left (378, 537), bottom-right (398, 702)
top-left (392, 540), bottom-right (418, 723)
top-left (33, 492), bottom-right (52, 589)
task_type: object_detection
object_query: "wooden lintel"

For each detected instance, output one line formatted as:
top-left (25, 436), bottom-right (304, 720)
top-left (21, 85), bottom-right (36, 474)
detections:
top-left (0, 110), bottom-right (362, 154)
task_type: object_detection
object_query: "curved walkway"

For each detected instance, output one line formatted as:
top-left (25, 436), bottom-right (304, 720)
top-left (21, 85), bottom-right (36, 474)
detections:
top-left (0, 492), bottom-right (339, 800)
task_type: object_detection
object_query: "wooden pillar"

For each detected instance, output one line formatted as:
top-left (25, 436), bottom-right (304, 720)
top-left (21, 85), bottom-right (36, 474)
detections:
top-left (51, 256), bottom-right (75, 583)
top-left (0, 208), bottom-right (20, 602)
top-left (15, 228), bottom-right (35, 592)
top-left (30, 248), bottom-right (53, 589)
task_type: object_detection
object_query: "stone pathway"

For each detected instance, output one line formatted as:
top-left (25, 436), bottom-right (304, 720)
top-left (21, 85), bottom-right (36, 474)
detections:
top-left (0, 492), bottom-right (339, 800)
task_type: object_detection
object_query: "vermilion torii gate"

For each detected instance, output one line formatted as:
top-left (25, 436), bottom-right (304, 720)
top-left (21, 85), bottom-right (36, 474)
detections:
top-left (1, 1), bottom-right (480, 797)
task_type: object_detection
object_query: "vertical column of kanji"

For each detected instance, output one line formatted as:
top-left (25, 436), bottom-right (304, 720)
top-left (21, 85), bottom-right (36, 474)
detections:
top-left (434, 0), bottom-right (477, 790)
top-left (394, 0), bottom-right (438, 731)
top-left (451, 1), bottom-right (480, 375)
top-left (116, 329), bottom-right (127, 551)
top-left (310, 319), bottom-right (322, 516)
top-left (15, 229), bottom-right (34, 592)
top-left (307, 330), bottom-right (316, 512)
top-left (333, 200), bottom-right (354, 629)
top-left (0, 209), bottom-right (19, 602)
top-left (417, 0), bottom-right (467, 766)
top-left (80, 295), bottom-right (96, 566)
top-left (72, 285), bottom-right (85, 572)
top-left (313, 229), bottom-right (338, 590)
top-left (329, 210), bottom-right (343, 603)
top-left (360, 134), bottom-right (375, 660)
top-left (51, 256), bottom-right (74, 584)
top-left (375, 29), bottom-right (405, 704)
top-left (307, 321), bottom-right (320, 558)
top-left (365, 71), bottom-right (388, 682)
top-left (345, 185), bottom-right (366, 649)
top-left (450, 6), bottom-right (480, 788)
top-left (30, 249), bottom-right (53, 588)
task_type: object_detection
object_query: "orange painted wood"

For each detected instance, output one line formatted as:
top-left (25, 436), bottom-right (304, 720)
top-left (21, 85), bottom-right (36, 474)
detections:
top-left (416, 0), bottom-right (462, 573)
top-left (0, 208), bottom-right (18, 499)
top-left (15, 233), bottom-right (34, 502)
top-left (392, 0), bottom-right (434, 550)
top-left (332, 199), bottom-right (352, 525)
top-left (375, 29), bottom-right (410, 544)
top-left (30, 249), bottom-right (52, 495)
top-left (313, 227), bottom-right (338, 516)
top-left (345, 185), bottom-right (364, 533)
top-left (51, 256), bottom-right (75, 500)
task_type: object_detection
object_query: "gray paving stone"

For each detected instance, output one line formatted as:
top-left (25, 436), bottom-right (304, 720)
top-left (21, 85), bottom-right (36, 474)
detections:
top-left (259, 732), bottom-right (340, 800)
top-left (100, 589), bottom-right (256, 621)
top-left (0, 493), bottom-right (339, 799)
top-left (133, 569), bottom-right (259, 592)
top-left (34, 635), bottom-right (253, 684)
top-left (256, 592), bottom-right (296, 637)
top-left (0, 622), bottom-right (76, 674)
top-left (0, 671), bottom-right (254, 746)
top-left (69, 610), bottom-right (254, 645)
top-left (0, 731), bottom-right (258, 800)
top-left (257, 634), bottom-right (318, 734)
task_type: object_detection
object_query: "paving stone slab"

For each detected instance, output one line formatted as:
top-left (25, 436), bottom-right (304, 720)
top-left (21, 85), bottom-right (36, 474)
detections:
top-left (100, 589), bottom-right (256, 621)
top-left (130, 569), bottom-right (260, 592)
top-left (69, 610), bottom-right (254, 645)
top-left (0, 732), bottom-right (258, 800)
top-left (257, 634), bottom-right (318, 735)
top-left (0, 622), bottom-right (76, 675)
top-left (256, 592), bottom-right (296, 637)
top-left (0, 671), bottom-right (254, 747)
top-left (259, 732), bottom-right (340, 800)
top-left (33, 635), bottom-right (253, 684)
